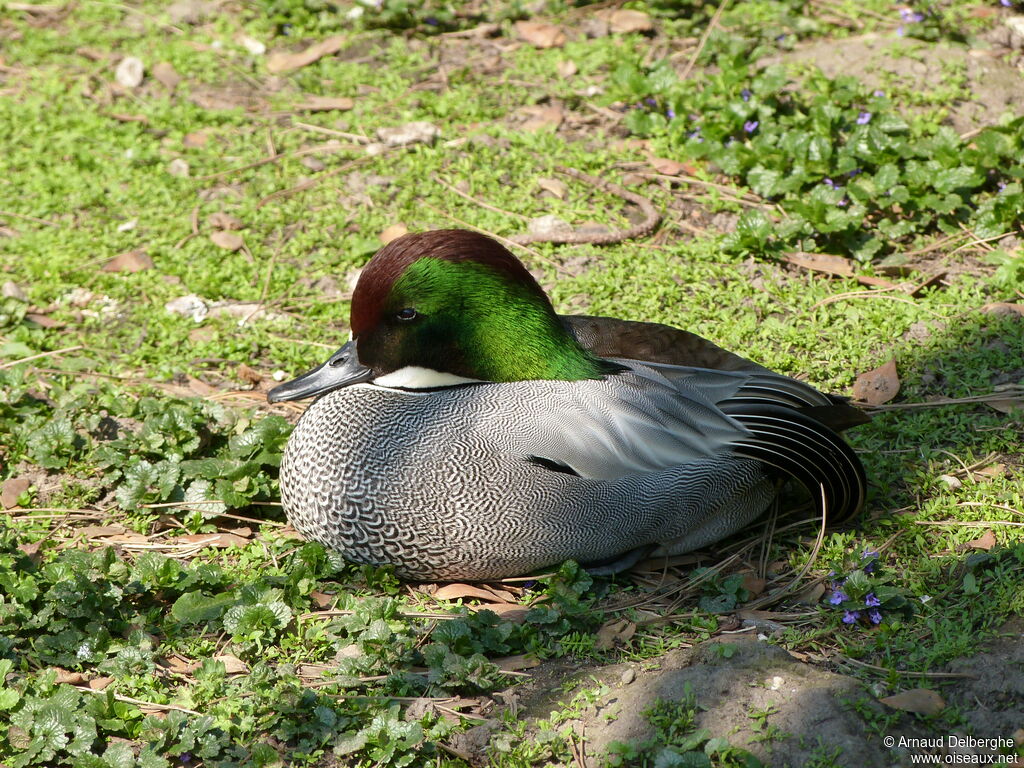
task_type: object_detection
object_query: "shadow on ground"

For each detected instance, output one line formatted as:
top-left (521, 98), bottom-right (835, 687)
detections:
top-left (461, 307), bottom-right (1024, 767)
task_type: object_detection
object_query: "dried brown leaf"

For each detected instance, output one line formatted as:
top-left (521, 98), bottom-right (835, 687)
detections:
top-left (975, 463), bottom-right (1006, 478)
top-left (794, 582), bottom-right (826, 605)
top-left (594, 618), bottom-right (636, 651)
top-left (178, 532), bottom-right (249, 548)
top-left (25, 313), bottom-right (64, 329)
top-left (433, 583), bottom-right (502, 602)
top-left (967, 529), bottom-right (997, 551)
top-left (853, 358), bottom-right (900, 405)
top-left (237, 363), bottom-right (262, 386)
top-left (102, 249), bottom-right (154, 273)
top-left (18, 540), bottom-right (42, 562)
top-left (981, 302), bottom-right (1024, 317)
top-left (536, 177), bottom-right (567, 199)
top-left (89, 676), bottom-right (114, 690)
top-left (379, 223), bottom-right (408, 244)
top-left (309, 591), bottom-right (335, 609)
top-left (605, 9), bottom-right (654, 34)
top-left (470, 603), bottom-right (529, 623)
top-left (110, 113), bottom-right (149, 124)
top-left (988, 397), bottom-right (1024, 414)
top-left (183, 131), bottom-right (208, 148)
top-left (52, 668), bottom-right (87, 685)
top-left (214, 654), bottom-right (249, 675)
top-left (266, 35), bottom-right (347, 73)
top-left (650, 157), bottom-right (687, 176)
top-left (294, 96), bottom-right (355, 112)
top-left (879, 688), bottom-right (945, 715)
top-left (152, 61), bottom-right (181, 89)
top-left (520, 105), bottom-right (563, 132)
top-left (78, 524), bottom-right (129, 538)
top-left (186, 376), bottom-right (218, 397)
top-left (515, 21), bottom-right (566, 48)
top-left (163, 656), bottom-right (200, 674)
top-left (493, 654), bottom-right (540, 672)
top-left (1, 476), bottom-right (31, 509)
top-left (207, 212), bottom-right (243, 231)
top-left (783, 251), bottom-right (854, 277)
top-left (210, 231), bottom-right (244, 251)
top-left (556, 59), bottom-right (577, 78)
top-left (740, 573), bottom-right (767, 598)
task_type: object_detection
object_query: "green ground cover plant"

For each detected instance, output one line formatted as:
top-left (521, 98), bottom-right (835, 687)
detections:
top-left (0, 0), bottom-right (1022, 765)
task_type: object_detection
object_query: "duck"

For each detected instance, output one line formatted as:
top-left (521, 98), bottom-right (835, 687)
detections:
top-left (267, 229), bottom-right (867, 581)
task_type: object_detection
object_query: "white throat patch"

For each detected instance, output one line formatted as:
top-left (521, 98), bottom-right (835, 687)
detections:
top-left (373, 366), bottom-right (481, 390)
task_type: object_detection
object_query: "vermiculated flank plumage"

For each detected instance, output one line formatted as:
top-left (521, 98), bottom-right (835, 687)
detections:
top-left (279, 362), bottom-right (865, 580)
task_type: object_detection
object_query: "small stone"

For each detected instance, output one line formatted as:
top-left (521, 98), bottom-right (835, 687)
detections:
top-left (620, 667), bottom-right (636, 685)
top-left (167, 158), bottom-right (190, 177)
top-left (115, 56), bottom-right (145, 88)
top-left (300, 155), bottom-right (325, 172)
top-left (1, 281), bottom-right (27, 301)
top-left (939, 474), bottom-right (963, 490)
top-left (165, 294), bottom-right (209, 323)
top-left (527, 214), bottom-right (573, 238)
top-left (210, 231), bottom-right (244, 251)
top-left (376, 121), bottom-right (440, 147)
top-left (239, 36), bottom-right (266, 56)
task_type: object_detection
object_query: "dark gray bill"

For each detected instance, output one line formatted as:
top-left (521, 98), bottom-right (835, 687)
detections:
top-left (266, 340), bottom-right (373, 402)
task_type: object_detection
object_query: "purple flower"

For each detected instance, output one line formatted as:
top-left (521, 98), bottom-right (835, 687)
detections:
top-left (857, 111), bottom-right (872, 125)
top-left (688, 129), bottom-right (703, 143)
top-left (837, 197), bottom-right (848, 207)
top-left (842, 610), bottom-right (861, 624)
top-left (667, 108), bottom-right (677, 119)
top-left (741, 88), bottom-right (752, 102)
top-left (743, 120), bottom-right (759, 134)
top-left (829, 590), bottom-right (850, 605)
top-left (897, 25), bottom-right (904, 36)
top-left (873, 90), bottom-right (886, 97)
top-left (1001, 0), bottom-right (1013, 6)
top-left (425, 16), bottom-right (440, 26)
top-left (862, 548), bottom-right (879, 559)
top-left (864, 560), bottom-right (877, 574)
top-left (868, 609), bottom-right (883, 624)
top-left (645, 97), bottom-right (658, 107)
top-left (998, 181), bottom-right (1008, 191)
top-left (899, 7), bottom-right (925, 22)
top-left (775, 34), bottom-right (786, 42)
top-left (865, 593), bottom-right (881, 607)
top-left (824, 177), bottom-right (841, 189)
top-left (847, 168), bottom-right (862, 177)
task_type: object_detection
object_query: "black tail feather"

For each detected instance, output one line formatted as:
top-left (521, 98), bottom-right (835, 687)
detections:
top-left (721, 402), bottom-right (866, 524)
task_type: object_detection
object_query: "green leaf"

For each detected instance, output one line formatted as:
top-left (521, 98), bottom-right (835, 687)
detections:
top-left (932, 166), bottom-right (983, 194)
top-left (0, 688), bottom-right (21, 710)
top-left (171, 591), bottom-right (236, 624)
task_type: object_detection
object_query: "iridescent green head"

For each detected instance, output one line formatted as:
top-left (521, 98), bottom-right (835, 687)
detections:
top-left (267, 230), bottom-right (617, 401)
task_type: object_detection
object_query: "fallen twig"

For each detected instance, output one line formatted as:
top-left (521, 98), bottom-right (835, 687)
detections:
top-left (510, 167), bottom-right (660, 245)
top-left (680, 0), bottom-right (730, 81)
top-left (0, 345), bottom-right (84, 371)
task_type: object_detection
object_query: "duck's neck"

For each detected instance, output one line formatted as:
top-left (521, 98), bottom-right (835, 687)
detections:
top-left (395, 259), bottom-right (618, 382)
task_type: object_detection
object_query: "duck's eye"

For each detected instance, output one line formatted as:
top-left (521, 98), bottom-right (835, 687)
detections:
top-left (396, 307), bottom-right (418, 321)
